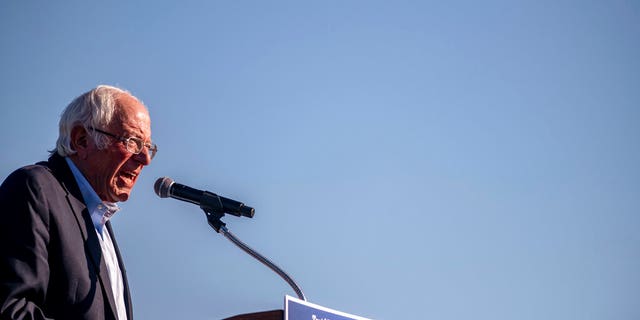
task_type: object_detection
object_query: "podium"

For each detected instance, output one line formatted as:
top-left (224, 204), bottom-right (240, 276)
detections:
top-left (223, 309), bottom-right (283, 320)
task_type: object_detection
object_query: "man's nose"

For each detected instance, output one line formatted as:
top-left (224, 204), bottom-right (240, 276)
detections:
top-left (134, 147), bottom-right (152, 165)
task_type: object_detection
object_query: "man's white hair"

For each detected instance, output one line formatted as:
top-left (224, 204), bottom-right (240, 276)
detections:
top-left (51, 85), bottom-right (138, 156)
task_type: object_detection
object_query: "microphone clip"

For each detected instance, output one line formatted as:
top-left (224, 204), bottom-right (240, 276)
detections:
top-left (198, 191), bottom-right (228, 232)
top-left (201, 198), bottom-right (226, 233)
top-left (204, 209), bottom-right (226, 233)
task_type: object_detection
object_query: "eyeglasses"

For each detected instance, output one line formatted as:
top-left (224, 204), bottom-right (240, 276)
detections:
top-left (88, 127), bottom-right (158, 159)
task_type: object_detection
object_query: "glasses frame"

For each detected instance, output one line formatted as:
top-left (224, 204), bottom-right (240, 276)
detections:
top-left (88, 127), bottom-right (157, 159)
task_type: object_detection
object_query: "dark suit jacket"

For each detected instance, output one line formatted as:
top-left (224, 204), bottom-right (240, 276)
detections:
top-left (0, 154), bottom-right (133, 320)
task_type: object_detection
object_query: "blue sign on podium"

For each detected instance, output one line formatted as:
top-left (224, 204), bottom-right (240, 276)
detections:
top-left (285, 295), bottom-right (372, 320)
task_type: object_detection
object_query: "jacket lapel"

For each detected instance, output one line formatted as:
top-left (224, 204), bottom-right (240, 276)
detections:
top-left (47, 155), bottom-right (119, 320)
top-left (107, 222), bottom-right (134, 319)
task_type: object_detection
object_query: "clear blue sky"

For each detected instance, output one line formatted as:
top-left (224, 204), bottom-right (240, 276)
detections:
top-left (1, 1), bottom-right (639, 319)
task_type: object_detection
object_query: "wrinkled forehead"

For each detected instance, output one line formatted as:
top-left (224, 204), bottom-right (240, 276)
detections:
top-left (110, 93), bottom-right (151, 138)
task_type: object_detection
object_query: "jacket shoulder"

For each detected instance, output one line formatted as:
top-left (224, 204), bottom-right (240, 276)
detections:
top-left (0, 162), bottom-right (57, 192)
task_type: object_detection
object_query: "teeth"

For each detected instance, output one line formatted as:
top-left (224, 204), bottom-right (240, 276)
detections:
top-left (122, 172), bottom-right (136, 179)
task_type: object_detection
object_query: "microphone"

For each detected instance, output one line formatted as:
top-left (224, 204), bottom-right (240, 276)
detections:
top-left (154, 177), bottom-right (254, 218)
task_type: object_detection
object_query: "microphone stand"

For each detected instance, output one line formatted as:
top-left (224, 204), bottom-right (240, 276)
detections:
top-left (203, 207), bottom-right (307, 301)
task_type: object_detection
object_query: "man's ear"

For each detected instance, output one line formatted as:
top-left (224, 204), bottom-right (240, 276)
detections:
top-left (70, 126), bottom-right (90, 159)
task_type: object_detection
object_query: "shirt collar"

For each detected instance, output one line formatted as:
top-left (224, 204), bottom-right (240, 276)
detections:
top-left (65, 157), bottom-right (120, 234)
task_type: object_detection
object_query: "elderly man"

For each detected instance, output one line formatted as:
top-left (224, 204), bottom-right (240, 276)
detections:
top-left (0, 85), bottom-right (156, 320)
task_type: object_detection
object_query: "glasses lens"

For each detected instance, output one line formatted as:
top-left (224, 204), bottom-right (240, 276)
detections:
top-left (125, 138), bottom-right (143, 154)
top-left (148, 144), bottom-right (157, 159)
top-left (123, 136), bottom-right (157, 159)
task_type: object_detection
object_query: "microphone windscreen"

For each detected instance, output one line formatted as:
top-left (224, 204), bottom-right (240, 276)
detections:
top-left (154, 177), bottom-right (174, 198)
